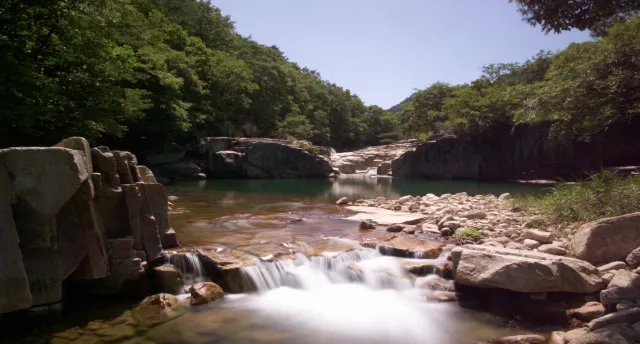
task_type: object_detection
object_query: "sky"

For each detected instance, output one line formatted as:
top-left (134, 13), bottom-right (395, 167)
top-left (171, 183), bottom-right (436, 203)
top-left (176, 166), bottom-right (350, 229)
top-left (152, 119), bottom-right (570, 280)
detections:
top-left (213, 0), bottom-right (592, 109)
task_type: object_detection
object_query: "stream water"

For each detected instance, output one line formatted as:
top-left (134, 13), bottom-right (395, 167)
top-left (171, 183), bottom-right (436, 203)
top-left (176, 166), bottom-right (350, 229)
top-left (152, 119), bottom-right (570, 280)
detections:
top-left (5, 178), bottom-right (545, 344)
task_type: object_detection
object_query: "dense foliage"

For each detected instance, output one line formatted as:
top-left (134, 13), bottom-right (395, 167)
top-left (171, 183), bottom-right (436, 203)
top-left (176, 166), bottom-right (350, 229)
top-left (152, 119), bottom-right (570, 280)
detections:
top-left (510, 0), bottom-right (640, 36)
top-left (0, 0), bottom-right (397, 151)
top-left (397, 17), bottom-right (640, 142)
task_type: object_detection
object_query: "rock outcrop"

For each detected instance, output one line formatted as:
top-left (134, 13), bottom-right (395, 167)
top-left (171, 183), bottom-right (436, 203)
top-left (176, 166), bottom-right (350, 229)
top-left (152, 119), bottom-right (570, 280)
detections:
top-left (0, 138), bottom-right (178, 315)
top-left (197, 137), bottom-right (334, 178)
top-left (571, 212), bottom-right (640, 266)
top-left (392, 120), bottom-right (640, 180)
top-left (330, 140), bottom-right (420, 176)
top-left (451, 245), bottom-right (603, 293)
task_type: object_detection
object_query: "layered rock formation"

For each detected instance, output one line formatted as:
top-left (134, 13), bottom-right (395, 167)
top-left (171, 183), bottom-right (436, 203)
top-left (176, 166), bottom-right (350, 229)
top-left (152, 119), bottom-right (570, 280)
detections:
top-left (392, 121), bottom-right (640, 180)
top-left (0, 137), bottom-right (178, 314)
top-left (197, 137), bottom-right (334, 178)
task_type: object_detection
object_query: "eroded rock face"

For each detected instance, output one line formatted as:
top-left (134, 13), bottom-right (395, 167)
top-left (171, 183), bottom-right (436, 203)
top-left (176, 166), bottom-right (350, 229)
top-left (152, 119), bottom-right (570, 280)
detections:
top-left (330, 141), bottom-right (420, 176)
top-left (571, 212), bottom-right (640, 266)
top-left (451, 245), bottom-right (603, 293)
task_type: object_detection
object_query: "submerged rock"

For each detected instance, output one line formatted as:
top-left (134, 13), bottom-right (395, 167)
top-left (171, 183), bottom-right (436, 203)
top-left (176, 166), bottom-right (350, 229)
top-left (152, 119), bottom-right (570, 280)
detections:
top-left (451, 245), bottom-right (603, 293)
top-left (132, 293), bottom-right (187, 328)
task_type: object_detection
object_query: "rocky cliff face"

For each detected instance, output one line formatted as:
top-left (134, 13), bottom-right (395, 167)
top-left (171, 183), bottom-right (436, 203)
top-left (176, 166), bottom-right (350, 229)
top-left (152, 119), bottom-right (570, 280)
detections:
top-left (0, 137), bottom-right (178, 315)
top-left (197, 137), bottom-right (334, 178)
top-left (392, 121), bottom-right (640, 180)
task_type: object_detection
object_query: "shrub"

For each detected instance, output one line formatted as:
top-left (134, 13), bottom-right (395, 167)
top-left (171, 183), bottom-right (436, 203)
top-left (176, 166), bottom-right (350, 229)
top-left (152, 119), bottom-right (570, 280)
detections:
top-left (452, 227), bottom-right (483, 243)
top-left (513, 171), bottom-right (640, 224)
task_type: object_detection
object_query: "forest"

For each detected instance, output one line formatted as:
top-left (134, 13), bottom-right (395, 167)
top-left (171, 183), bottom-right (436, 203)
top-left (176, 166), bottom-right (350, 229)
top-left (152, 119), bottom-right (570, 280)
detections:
top-left (1, 0), bottom-right (639, 152)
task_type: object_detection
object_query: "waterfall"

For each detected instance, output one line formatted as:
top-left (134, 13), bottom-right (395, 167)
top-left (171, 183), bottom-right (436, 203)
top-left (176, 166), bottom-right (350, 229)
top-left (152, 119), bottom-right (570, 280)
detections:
top-left (168, 252), bottom-right (207, 287)
top-left (240, 248), bottom-right (425, 292)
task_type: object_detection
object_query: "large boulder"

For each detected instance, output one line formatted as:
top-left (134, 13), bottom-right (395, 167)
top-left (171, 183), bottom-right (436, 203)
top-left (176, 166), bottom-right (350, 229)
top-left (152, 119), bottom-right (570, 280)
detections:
top-left (451, 245), bottom-right (603, 293)
top-left (189, 282), bottom-right (224, 305)
top-left (243, 142), bottom-right (333, 178)
top-left (571, 212), bottom-right (640, 266)
top-left (205, 150), bottom-right (244, 178)
top-left (0, 147), bottom-right (89, 216)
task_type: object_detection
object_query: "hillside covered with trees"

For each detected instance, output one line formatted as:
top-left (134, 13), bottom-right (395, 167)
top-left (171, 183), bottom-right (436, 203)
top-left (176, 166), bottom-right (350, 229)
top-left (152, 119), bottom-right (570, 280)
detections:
top-left (1, 0), bottom-right (639, 153)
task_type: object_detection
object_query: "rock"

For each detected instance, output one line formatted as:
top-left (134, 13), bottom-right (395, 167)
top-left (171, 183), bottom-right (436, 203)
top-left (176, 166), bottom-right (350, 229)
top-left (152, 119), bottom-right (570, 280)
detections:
top-left (569, 323), bottom-right (639, 344)
top-left (153, 265), bottom-right (183, 294)
top-left (618, 301), bottom-right (637, 311)
top-left (482, 241), bottom-right (504, 248)
top-left (441, 228), bottom-right (453, 236)
top-left (548, 331), bottom-right (565, 344)
top-left (55, 137), bottom-right (93, 174)
top-left (386, 224), bottom-right (406, 233)
top-left (422, 224), bottom-right (440, 234)
top-left (136, 166), bottom-right (157, 184)
top-left (112, 151), bottom-right (136, 184)
top-left (345, 206), bottom-right (426, 225)
top-left (442, 221), bottom-right (461, 230)
top-left (564, 328), bottom-right (590, 343)
top-left (101, 258), bottom-right (147, 296)
top-left (159, 161), bottom-right (202, 179)
top-left (462, 211), bottom-right (487, 219)
top-left (0, 162), bottom-right (32, 314)
top-left (600, 286), bottom-right (640, 305)
top-left (106, 238), bottom-right (136, 259)
top-left (377, 161), bottom-right (391, 175)
top-left (626, 247), bottom-right (640, 268)
top-left (362, 235), bottom-right (444, 258)
top-left (568, 301), bottom-right (606, 322)
top-left (523, 239), bottom-right (541, 249)
top-left (205, 150), bottom-right (244, 178)
top-left (359, 220), bottom-right (376, 230)
top-left (588, 308), bottom-right (640, 330)
top-left (398, 195), bottom-right (413, 204)
top-left (538, 244), bottom-right (567, 256)
top-left (92, 148), bottom-right (117, 174)
top-left (479, 334), bottom-right (546, 344)
top-left (498, 193), bottom-right (512, 201)
top-left (608, 270), bottom-right (638, 289)
top-left (451, 245), bottom-right (603, 293)
top-left (402, 226), bottom-right (416, 234)
top-left (336, 197), bottom-right (350, 206)
top-left (602, 272), bottom-right (615, 285)
top-left (141, 183), bottom-right (176, 249)
top-left (571, 212), bottom-right (640, 265)
top-left (189, 282), bottom-right (224, 306)
top-left (598, 261), bottom-right (627, 273)
top-left (523, 229), bottom-right (552, 244)
top-left (1, 147), bottom-right (89, 216)
top-left (131, 293), bottom-right (186, 327)
top-left (243, 141), bottom-right (334, 178)
top-left (505, 242), bottom-right (532, 251)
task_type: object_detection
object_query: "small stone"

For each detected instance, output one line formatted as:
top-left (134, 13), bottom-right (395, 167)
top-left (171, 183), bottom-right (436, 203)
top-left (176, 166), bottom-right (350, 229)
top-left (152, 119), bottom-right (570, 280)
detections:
top-left (462, 211), bottom-right (487, 219)
top-left (398, 195), bottom-right (413, 204)
top-left (598, 261), bottom-right (627, 273)
top-left (167, 195), bottom-right (178, 202)
top-left (498, 193), bottom-right (511, 201)
top-left (441, 228), bottom-right (453, 237)
top-left (189, 282), bottom-right (224, 306)
top-left (386, 224), bottom-right (405, 233)
top-left (442, 221), bottom-right (461, 230)
top-left (568, 301), bottom-right (606, 322)
top-left (402, 226), bottom-right (416, 234)
top-left (523, 239), bottom-right (541, 249)
top-left (359, 220), bottom-right (376, 230)
top-left (336, 197), bottom-right (350, 206)
top-left (523, 229), bottom-right (552, 243)
top-left (505, 241), bottom-right (532, 251)
top-left (538, 244), bottom-right (567, 256)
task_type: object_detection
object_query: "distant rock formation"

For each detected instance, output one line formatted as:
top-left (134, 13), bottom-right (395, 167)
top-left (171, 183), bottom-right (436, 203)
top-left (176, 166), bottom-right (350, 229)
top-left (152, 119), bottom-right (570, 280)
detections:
top-left (392, 120), bottom-right (640, 180)
top-left (331, 140), bottom-right (420, 177)
top-left (0, 137), bottom-right (178, 315)
top-left (197, 137), bottom-right (334, 178)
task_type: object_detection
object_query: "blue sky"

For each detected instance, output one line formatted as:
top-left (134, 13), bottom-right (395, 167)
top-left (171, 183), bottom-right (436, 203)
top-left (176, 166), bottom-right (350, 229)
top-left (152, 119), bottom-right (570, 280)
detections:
top-left (213, 0), bottom-right (592, 109)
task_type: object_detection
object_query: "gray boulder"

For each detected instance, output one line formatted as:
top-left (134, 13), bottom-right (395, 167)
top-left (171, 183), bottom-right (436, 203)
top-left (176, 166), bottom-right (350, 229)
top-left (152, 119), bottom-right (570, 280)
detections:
top-left (571, 212), bottom-right (640, 265)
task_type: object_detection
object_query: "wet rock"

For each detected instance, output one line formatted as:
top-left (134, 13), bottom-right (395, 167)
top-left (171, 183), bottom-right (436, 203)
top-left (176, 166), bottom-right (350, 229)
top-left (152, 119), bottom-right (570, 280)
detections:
top-left (537, 244), bottom-right (567, 256)
top-left (132, 293), bottom-right (187, 328)
top-left (359, 220), bottom-right (376, 230)
top-left (336, 197), bottom-right (350, 206)
top-left (386, 224), bottom-right (406, 233)
top-left (568, 301), bottom-right (606, 322)
top-left (523, 239), bottom-right (541, 249)
top-left (478, 334), bottom-right (546, 344)
top-left (451, 245), bottom-right (603, 293)
top-left (153, 264), bottom-right (183, 294)
top-left (598, 261), bottom-right (627, 273)
top-left (571, 212), bottom-right (640, 265)
top-left (523, 229), bottom-right (552, 244)
top-left (189, 282), bottom-right (224, 306)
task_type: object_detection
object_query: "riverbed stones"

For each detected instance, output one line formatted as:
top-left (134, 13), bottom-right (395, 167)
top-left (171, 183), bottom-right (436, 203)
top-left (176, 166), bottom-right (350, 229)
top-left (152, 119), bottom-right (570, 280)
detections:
top-left (568, 301), bottom-right (606, 322)
top-left (336, 197), bottom-right (350, 206)
top-left (537, 244), bottom-right (567, 256)
top-left (588, 308), bottom-right (640, 330)
top-left (386, 223), bottom-right (406, 233)
top-left (362, 235), bottom-right (444, 258)
top-left (571, 212), bottom-right (640, 265)
top-left (523, 229), bottom-right (552, 243)
top-left (598, 261), bottom-right (628, 273)
top-left (189, 282), bottom-right (224, 306)
top-left (523, 239), bottom-right (541, 249)
top-left (359, 220), bottom-right (376, 230)
top-left (451, 245), bottom-right (603, 293)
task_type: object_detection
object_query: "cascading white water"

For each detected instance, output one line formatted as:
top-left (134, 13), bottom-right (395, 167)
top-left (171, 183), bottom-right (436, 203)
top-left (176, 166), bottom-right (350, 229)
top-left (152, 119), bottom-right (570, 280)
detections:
top-left (168, 252), bottom-right (207, 287)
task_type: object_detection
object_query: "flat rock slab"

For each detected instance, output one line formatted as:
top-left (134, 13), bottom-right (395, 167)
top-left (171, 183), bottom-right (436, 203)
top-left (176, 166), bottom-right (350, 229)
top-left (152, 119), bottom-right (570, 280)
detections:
top-left (361, 233), bottom-right (444, 258)
top-left (344, 206), bottom-right (426, 225)
top-left (452, 245), bottom-right (604, 293)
